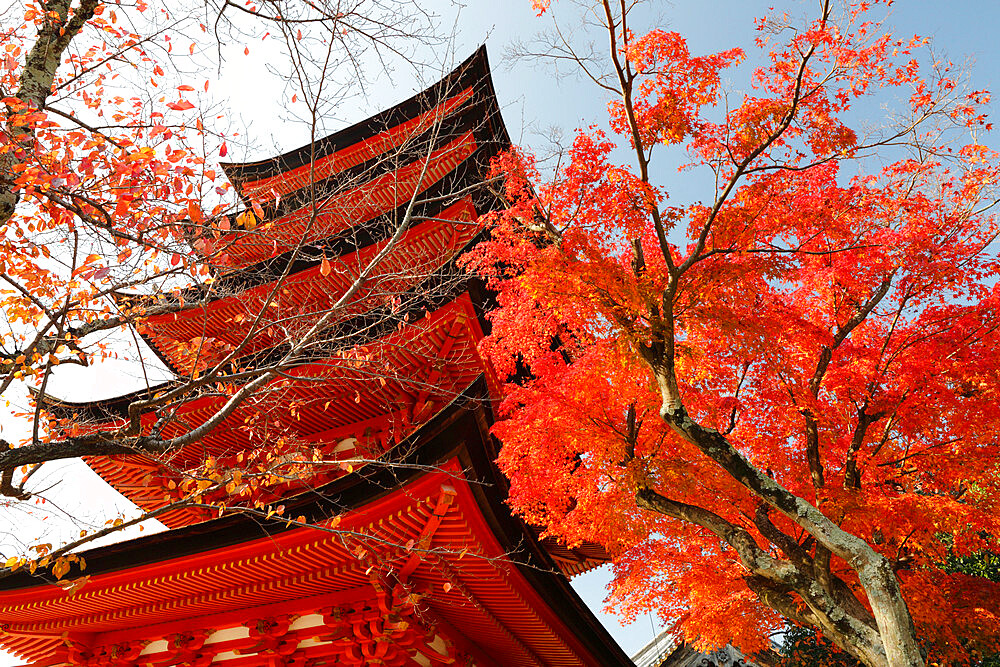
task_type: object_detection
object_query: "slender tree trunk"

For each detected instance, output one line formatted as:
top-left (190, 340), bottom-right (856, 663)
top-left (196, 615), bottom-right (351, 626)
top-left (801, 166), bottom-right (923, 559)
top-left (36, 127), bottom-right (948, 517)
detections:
top-left (1, 0), bottom-right (101, 224)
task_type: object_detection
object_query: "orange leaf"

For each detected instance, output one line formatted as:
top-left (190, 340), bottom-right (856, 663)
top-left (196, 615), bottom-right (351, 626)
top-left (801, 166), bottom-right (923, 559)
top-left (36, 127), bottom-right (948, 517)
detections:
top-left (237, 210), bottom-right (256, 230)
top-left (55, 575), bottom-right (91, 595)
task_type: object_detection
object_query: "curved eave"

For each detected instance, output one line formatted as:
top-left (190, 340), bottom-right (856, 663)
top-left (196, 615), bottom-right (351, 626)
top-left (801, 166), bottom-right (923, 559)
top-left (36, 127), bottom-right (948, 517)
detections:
top-left (32, 381), bottom-right (176, 419)
top-left (81, 297), bottom-right (492, 521)
top-left (0, 380), bottom-right (629, 666)
top-left (0, 381), bottom-right (485, 588)
top-left (126, 157), bottom-right (504, 313)
top-left (40, 280), bottom-right (496, 422)
top-left (136, 201), bottom-right (485, 374)
top-left (454, 387), bottom-right (629, 665)
top-left (219, 45), bottom-right (509, 191)
top-left (202, 98), bottom-right (507, 270)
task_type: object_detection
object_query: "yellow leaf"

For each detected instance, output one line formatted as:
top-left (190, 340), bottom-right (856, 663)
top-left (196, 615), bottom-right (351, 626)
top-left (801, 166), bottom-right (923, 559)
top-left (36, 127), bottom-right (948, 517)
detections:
top-left (52, 559), bottom-right (70, 580)
top-left (237, 209), bottom-right (256, 230)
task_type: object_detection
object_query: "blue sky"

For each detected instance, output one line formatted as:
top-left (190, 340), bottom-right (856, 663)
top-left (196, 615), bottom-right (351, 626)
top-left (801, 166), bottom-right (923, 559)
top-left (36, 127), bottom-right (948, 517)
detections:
top-left (3, 1), bottom-right (1000, 664)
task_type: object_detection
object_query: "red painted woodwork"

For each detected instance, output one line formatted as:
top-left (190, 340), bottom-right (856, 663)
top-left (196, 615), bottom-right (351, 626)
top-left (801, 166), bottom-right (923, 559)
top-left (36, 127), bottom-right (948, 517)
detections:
top-left (135, 199), bottom-right (479, 375)
top-left (233, 87), bottom-right (475, 202)
top-left (0, 461), bottom-right (619, 666)
top-left (81, 295), bottom-right (491, 527)
top-left (214, 132), bottom-right (478, 270)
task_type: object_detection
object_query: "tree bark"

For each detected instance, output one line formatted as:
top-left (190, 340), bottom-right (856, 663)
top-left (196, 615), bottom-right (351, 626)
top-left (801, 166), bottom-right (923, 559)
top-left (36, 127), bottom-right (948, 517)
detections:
top-left (648, 385), bottom-right (923, 667)
top-left (636, 487), bottom-right (889, 667)
top-left (1, 0), bottom-right (101, 223)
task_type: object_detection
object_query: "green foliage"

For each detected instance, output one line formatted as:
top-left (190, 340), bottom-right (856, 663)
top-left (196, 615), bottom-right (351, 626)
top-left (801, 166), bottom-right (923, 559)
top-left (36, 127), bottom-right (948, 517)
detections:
top-left (944, 551), bottom-right (1000, 582)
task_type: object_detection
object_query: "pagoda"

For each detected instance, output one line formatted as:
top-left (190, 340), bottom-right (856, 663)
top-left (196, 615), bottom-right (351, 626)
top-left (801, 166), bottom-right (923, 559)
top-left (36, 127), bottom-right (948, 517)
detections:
top-left (0, 48), bottom-right (633, 666)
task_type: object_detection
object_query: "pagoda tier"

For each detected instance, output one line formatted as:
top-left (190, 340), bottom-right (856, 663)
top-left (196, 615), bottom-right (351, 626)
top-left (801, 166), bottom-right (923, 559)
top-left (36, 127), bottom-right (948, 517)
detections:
top-left (0, 391), bottom-right (630, 666)
top-left (200, 46), bottom-right (508, 271)
top-left (55, 293), bottom-right (495, 528)
top-left (128, 197), bottom-right (483, 377)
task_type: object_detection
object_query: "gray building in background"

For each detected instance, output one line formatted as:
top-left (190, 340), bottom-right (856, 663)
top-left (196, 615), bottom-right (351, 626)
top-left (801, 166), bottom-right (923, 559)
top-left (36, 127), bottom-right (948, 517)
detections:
top-left (632, 630), bottom-right (758, 667)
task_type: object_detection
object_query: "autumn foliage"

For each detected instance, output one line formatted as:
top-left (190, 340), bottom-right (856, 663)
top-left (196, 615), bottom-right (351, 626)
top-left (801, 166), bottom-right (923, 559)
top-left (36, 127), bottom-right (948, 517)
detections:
top-left (466, 2), bottom-right (1000, 665)
top-left (0, 0), bottom-right (222, 383)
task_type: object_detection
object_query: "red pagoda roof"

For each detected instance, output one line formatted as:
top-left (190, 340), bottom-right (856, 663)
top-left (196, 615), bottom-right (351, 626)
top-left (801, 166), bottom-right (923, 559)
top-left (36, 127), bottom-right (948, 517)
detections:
top-left (132, 198), bottom-right (481, 377)
top-left (0, 394), bottom-right (626, 666)
top-left (219, 48), bottom-right (506, 199)
top-left (202, 46), bottom-right (508, 271)
top-left (55, 294), bottom-right (494, 528)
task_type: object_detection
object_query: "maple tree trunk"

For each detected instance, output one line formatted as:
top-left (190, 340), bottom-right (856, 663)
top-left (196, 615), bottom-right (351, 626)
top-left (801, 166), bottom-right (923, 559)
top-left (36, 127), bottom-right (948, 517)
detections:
top-left (644, 358), bottom-right (924, 667)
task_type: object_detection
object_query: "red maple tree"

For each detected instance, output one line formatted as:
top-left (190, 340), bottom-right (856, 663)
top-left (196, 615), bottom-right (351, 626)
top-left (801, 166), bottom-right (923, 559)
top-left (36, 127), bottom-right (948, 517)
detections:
top-left (465, 2), bottom-right (1000, 666)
